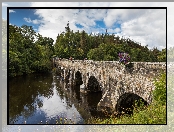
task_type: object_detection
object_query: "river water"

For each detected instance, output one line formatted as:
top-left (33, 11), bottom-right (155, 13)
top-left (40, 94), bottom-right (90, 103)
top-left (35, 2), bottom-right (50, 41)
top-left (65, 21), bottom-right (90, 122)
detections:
top-left (9, 73), bottom-right (103, 124)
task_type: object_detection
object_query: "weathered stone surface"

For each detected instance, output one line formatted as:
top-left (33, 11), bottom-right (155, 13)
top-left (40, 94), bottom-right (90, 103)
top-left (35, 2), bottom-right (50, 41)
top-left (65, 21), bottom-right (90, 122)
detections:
top-left (54, 59), bottom-right (166, 113)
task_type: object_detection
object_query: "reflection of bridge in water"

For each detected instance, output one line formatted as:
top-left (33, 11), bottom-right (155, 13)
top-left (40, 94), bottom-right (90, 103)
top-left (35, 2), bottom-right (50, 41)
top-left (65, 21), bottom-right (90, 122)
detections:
top-left (53, 58), bottom-right (166, 116)
top-left (54, 75), bottom-right (104, 121)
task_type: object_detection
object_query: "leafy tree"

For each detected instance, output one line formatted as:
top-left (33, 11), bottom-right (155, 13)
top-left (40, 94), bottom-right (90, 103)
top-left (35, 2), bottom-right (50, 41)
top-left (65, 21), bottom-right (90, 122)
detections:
top-left (157, 48), bottom-right (166, 62)
top-left (87, 43), bottom-right (119, 61)
top-left (9, 24), bottom-right (54, 77)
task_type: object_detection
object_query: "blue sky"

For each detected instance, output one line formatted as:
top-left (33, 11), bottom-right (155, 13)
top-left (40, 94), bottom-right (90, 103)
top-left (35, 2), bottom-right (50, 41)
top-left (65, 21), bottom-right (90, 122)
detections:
top-left (8, 8), bottom-right (122, 34)
top-left (3, 2), bottom-right (168, 50)
top-left (9, 9), bottom-right (41, 31)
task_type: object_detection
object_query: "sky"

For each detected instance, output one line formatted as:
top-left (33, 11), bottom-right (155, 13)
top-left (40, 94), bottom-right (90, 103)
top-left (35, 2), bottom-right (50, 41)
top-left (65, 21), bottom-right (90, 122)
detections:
top-left (2, 2), bottom-right (170, 51)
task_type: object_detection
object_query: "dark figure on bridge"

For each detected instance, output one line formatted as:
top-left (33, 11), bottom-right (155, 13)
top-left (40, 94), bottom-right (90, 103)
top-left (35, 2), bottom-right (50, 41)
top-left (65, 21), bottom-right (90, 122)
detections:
top-left (69, 56), bottom-right (72, 61)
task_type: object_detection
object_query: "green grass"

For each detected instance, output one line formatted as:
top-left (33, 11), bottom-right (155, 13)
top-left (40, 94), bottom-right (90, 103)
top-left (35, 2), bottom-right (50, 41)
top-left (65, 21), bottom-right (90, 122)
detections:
top-left (85, 72), bottom-right (166, 124)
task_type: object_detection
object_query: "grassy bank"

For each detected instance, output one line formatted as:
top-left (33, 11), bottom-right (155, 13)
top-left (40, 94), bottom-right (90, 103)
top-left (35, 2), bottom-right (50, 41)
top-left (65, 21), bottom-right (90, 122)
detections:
top-left (85, 72), bottom-right (166, 124)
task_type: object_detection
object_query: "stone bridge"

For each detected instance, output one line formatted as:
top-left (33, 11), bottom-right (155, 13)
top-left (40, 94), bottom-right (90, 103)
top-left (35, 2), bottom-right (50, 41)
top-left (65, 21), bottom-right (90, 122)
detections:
top-left (53, 58), bottom-right (166, 114)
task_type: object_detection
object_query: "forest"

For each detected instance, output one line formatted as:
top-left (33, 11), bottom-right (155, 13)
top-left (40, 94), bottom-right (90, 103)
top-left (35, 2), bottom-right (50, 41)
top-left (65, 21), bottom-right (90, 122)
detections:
top-left (6, 20), bottom-right (168, 77)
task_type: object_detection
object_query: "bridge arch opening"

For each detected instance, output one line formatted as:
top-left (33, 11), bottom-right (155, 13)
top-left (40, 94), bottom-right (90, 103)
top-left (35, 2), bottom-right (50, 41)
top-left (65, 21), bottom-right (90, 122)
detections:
top-left (87, 76), bottom-right (102, 93)
top-left (64, 69), bottom-right (71, 82)
top-left (115, 92), bottom-right (148, 117)
top-left (75, 71), bottom-right (83, 85)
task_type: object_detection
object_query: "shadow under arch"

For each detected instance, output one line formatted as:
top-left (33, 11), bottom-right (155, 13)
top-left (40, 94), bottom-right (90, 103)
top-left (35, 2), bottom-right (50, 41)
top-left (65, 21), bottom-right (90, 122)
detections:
top-left (75, 71), bottom-right (83, 85)
top-left (87, 76), bottom-right (102, 93)
top-left (115, 92), bottom-right (148, 117)
top-left (86, 92), bottom-right (103, 118)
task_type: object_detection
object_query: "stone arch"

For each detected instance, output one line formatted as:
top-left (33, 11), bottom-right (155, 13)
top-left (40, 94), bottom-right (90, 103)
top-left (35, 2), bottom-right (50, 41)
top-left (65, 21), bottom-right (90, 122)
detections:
top-left (115, 92), bottom-right (148, 117)
top-left (87, 76), bottom-right (102, 92)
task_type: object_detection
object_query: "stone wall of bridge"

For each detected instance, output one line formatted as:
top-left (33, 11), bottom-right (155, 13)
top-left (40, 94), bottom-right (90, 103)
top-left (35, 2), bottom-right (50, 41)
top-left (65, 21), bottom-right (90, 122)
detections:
top-left (54, 59), bottom-right (166, 113)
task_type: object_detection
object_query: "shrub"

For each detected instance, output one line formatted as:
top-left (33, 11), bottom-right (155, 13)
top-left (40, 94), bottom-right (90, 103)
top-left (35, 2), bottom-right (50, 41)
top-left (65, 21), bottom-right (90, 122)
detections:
top-left (153, 72), bottom-right (166, 105)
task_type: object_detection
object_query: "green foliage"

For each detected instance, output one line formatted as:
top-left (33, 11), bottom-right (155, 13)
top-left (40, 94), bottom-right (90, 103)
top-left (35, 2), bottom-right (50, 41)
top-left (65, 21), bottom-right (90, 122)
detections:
top-left (116, 101), bottom-right (166, 124)
top-left (157, 48), bottom-right (166, 62)
top-left (9, 24), bottom-right (54, 77)
top-left (153, 72), bottom-right (166, 105)
top-left (87, 43), bottom-right (119, 61)
top-left (86, 98), bottom-right (166, 124)
top-left (87, 48), bottom-right (104, 61)
top-left (54, 22), bottom-right (166, 62)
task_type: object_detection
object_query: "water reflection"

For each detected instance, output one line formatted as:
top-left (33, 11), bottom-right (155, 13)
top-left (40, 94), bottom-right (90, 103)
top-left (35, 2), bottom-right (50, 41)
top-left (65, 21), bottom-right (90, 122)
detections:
top-left (9, 73), bottom-right (102, 124)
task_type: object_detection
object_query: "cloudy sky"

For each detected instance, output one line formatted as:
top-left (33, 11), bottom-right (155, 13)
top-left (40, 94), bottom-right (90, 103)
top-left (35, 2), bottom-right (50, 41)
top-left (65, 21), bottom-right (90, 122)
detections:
top-left (3, 2), bottom-right (168, 51)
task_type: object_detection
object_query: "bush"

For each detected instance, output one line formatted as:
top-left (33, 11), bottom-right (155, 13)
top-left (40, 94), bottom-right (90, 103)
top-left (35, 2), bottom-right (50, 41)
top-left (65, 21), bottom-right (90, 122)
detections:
top-left (153, 72), bottom-right (166, 105)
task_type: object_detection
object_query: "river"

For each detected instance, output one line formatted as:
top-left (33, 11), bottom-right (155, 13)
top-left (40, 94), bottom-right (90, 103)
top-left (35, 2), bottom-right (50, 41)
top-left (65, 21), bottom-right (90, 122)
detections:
top-left (9, 73), bottom-right (103, 124)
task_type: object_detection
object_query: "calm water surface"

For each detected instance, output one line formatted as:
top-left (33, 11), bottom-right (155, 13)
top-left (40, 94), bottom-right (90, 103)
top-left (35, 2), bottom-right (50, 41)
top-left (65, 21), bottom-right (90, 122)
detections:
top-left (9, 73), bottom-right (102, 124)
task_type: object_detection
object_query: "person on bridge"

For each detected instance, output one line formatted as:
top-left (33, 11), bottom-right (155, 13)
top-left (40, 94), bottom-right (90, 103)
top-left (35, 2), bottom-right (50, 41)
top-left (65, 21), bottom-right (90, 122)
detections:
top-left (69, 56), bottom-right (72, 61)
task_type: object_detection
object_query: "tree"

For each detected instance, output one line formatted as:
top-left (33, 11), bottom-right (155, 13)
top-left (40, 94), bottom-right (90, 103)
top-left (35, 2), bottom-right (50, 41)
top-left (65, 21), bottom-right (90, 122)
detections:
top-left (9, 24), bottom-right (54, 77)
top-left (53, 22), bottom-right (164, 62)
top-left (87, 43), bottom-right (119, 61)
top-left (157, 48), bottom-right (166, 62)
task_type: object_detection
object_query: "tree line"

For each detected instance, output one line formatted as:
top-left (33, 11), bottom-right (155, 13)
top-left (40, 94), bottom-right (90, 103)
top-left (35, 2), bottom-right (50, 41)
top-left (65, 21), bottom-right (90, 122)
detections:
top-left (8, 20), bottom-right (166, 77)
top-left (54, 22), bottom-right (166, 62)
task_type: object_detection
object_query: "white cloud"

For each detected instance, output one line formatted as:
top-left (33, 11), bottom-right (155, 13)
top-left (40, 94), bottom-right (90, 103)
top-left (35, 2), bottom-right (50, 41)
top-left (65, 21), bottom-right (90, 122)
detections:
top-left (32, 19), bottom-right (40, 24)
top-left (109, 10), bottom-right (165, 50)
top-left (24, 17), bottom-right (32, 23)
top-left (108, 28), bottom-right (121, 33)
top-left (9, 9), bottom-right (15, 13)
top-left (30, 8), bottom-right (108, 43)
top-left (28, 2), bottom-right (169, 51)
top-left (115, 28), bottom-right (121, 33)
top-left (24, 17), bottom-right (41, 25)
top-left (102, 8), bottom-right (166, 50)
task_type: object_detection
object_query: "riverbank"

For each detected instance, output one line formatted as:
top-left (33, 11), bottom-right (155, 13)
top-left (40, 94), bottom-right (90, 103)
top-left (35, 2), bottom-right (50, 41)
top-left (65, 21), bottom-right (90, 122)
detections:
top-left (85, 100), bottom-right (166, 124)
